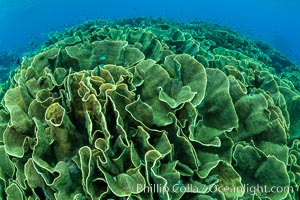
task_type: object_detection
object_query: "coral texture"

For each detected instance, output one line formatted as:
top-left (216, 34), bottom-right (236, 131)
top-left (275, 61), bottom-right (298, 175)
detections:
top-left (0, 18), bottom-right (300, 200)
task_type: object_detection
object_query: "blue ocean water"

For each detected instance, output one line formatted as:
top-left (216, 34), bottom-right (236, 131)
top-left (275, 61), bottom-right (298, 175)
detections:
top-left (0, 0), bottom-right (300, 81)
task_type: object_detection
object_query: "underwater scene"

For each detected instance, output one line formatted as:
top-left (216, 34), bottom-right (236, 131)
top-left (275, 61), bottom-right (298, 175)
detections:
top-left (0, 0), bottom-right (300, 200)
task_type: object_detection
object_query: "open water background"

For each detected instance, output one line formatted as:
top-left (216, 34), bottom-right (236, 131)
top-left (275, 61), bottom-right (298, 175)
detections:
top-left (0, 0), bottom-right (300, 71)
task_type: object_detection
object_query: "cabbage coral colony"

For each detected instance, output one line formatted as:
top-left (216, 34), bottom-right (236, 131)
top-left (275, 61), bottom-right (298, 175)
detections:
top-left (0, 18), bottom-right (300, 200)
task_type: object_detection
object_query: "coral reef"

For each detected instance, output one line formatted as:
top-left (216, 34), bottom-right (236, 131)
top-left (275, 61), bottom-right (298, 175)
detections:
top-left (0, 18), bottom-right (300, 200)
